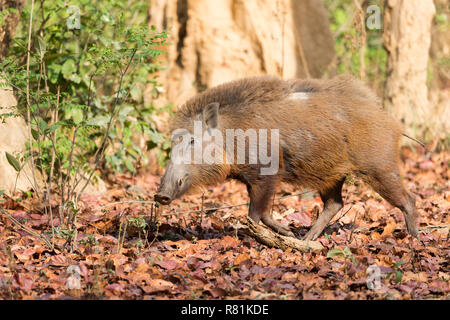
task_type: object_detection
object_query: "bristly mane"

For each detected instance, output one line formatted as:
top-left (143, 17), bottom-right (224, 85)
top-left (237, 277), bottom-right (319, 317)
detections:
top-left (175, 76), bottom-right (290, 119)
top-left (173, 74), bottom-right (378, 123)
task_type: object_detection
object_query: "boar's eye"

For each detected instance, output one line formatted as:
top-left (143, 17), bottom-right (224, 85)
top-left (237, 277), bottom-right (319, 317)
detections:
top-left (178, 173), bottom-right (189, 187)
top-left (190, 137), bottom-right (194, 145)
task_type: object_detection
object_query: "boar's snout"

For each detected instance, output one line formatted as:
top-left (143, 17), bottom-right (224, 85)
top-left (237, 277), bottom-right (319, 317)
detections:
top-left (155, 161), bottom-right (191, 205)
top-left (154, 193), bottom-right (172, 205)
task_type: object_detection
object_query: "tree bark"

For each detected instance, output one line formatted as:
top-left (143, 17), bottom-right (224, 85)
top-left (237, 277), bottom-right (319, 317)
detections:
top-left (383, 0), bottom-right (436, 139)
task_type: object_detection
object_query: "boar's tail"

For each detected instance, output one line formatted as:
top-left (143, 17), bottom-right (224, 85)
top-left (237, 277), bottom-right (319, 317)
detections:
top-left (402, 133), bottom-right (425, 148)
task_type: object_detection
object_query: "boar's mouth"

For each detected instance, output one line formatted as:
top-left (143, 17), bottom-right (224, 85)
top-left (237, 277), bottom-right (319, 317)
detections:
top-left (154, 193), bottom-right (172, 205)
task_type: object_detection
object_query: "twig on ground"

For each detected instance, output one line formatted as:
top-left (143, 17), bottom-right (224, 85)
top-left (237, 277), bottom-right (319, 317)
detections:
top-left (347, 208), bottom-right (359, 243)
top-left (243, 218), bottom-right (323, 252)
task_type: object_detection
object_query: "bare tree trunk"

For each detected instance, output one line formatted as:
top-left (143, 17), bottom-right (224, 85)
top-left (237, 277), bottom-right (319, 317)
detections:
top-left (148, 0), bottom-right (335, 107)
top-left (383, 0), bottom-right (436, 139)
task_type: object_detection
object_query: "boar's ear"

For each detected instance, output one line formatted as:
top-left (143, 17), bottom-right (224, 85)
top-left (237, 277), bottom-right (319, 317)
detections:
top-left (203, 102), bottom-right (220, 129)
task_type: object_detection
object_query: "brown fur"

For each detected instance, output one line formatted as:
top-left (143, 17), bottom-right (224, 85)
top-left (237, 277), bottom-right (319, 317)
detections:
top-left (159, 75), bottom-right (419, 240)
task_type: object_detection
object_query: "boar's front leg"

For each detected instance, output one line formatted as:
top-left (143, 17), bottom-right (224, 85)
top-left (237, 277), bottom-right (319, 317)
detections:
top-left (247, 179), bottom-right (295, 237)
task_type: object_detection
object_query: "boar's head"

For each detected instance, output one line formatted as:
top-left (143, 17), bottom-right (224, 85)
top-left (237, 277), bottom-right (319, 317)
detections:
top-left (155, 102), bottom-right (228, 205)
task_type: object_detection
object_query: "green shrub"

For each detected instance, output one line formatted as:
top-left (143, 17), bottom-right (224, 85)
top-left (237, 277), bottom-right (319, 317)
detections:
top-left (323, 0), bottom-right (387, 92)
top-left (1, 0), bottom-right (170, 205)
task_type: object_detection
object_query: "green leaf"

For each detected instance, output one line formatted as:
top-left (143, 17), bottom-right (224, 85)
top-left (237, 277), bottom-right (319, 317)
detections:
top-left (65, 108), bottom-right (83, 125)
top-left (394, 260), bottom-right (404, 268)
top-left (148, 129), bottom-right (162, 144)
top-left (61, 59), bottom-right (77, 81)
top-left (343, 246), bottom-right (352, 257)
top-left (39, 118), bottom-right (48, 132)
top-left (334, 8), bottom-right (347, 26)
top-left (125, 158), bottom-right (135, 173)
top-left (44, 124), bottom-right (60, 135)
top-left (69, 73), bottom-right (81, 84)
top-left (31, 128), bottom-right (39, 140)
top-left (395, 271), bottom-right (403, 283)
top-left (5, 152), bottom-right (21, 172)
top-left (130, 85), bottom-right (140, 101)
top-left (86, 115), bottom-right (110, 127)
top-left (146, 139), bottom-right (157, 150)
top-left (48, 63), bottom-right (62, 83)
top-left (327, 248), bottom-right (344, 258)
top-left (119, 106), bottom-right (134, 118)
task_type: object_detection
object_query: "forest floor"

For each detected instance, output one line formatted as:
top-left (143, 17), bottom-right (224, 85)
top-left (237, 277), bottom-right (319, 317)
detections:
top-left (0, 148), bottom-right (448, 300)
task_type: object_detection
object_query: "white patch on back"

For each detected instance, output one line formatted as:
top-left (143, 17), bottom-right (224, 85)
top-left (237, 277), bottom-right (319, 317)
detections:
top-left (288, 92), bottom-right (310, 100)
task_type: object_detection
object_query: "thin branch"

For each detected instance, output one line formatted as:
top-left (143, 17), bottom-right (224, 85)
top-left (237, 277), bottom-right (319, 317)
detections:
top-left (0, 207), bottom-right (53, 250)
top-left (73, 48), bottom-right (138, 202)
top-left (402, 133), bottom-right (426, 148)
top-left (25, 0), bottom-right (40, 196)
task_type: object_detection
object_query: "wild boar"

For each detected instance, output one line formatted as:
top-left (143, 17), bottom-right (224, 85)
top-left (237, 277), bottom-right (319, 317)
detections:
top-left (154, 75), bottom-right (419, 240)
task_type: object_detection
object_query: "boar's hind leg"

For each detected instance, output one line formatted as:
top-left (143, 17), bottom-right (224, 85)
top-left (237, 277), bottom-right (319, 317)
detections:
top-left (304, 179), bottom-right (345, 241)
top-left (247, 182), bottom-right (295, 237)
top-left (368, 170), bottom-right (419, 239)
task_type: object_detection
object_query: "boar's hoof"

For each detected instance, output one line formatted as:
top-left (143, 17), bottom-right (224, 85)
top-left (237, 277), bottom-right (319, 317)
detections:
top-left (261, 217), bottom-right (295, 237)
top-left (303, 229), bottom-right (322, 241)
top-left (276, 228), bottom-right (295, 238)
